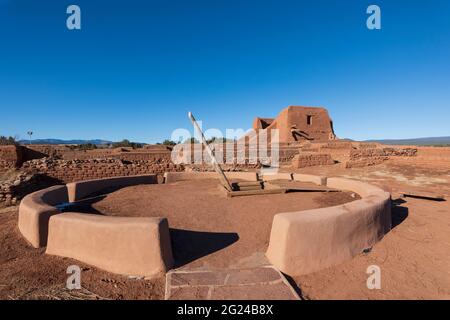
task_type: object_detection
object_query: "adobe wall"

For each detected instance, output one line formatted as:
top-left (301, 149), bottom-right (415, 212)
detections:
top-left (23, 145), bottom-right (173, 162)
top-left (17, 171), bottom-right (392, 278)
top-left (67, 174), bottom-right (158, 202)
top-left (266, 175), bottom-right (392, 276)
top-left (346, 147), bottom-right (417, 168)
top-left (253, 118), bottom-right (274, 129)
top-left (21, 158), bottom-right (184, 183)
top-left (164, 171), bottom-right (258, 183)
top-left (0, 145), bottom-right (23, 173)
top-left (172, 142), bottom-right (300, 167)
top-left (18, 185), bottom-right (68, 248)
top-left (18, 175), bottom-right (173, 277)
top-left (291, 152), bottom-right (334, 168)
top-left (23, 145), bottom-right (67, 160)
top-left (0, 173), bottom-right (60, 207)
top-left (46, 214), bottom-right (173, 277)
top-left (0, 145), bottom-right (181, 206)
top-left (252, 106), bottom-right (336, 143)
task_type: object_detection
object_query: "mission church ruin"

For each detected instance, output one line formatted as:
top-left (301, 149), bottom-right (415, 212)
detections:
top-left (252, 106), bottom-right (337, 143)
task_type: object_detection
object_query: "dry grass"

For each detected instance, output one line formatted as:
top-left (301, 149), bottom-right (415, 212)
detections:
top-left (0, 169), bottom-right (19, 184)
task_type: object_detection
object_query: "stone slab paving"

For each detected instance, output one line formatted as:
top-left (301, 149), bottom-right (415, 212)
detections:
top-left (165, 266), bottom-right (300, 300)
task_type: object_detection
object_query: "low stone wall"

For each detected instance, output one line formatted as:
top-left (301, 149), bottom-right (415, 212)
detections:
top-left (357, 142), bottom-right (379, 149)
top-left (266, 175), bottom-right (391, 276)
top-left (382, 147), bottom-right (418, 157)
top-left (0, 172), bottom-right (60, 207)
top-left (172, 143), bottom-right (300, 166)
top-left (346, 147), bottom-right (417, 168)
top-left (19, 145), bottom-right (173, 161)
top-left (24, 145), bottom-right (70, 159)
top-left (321, 141), bottom-right (354, 149)
top-left (21, 158), bottom-right (184, 183)
top-left (0, 145), bottom-right (22, 173)
top-left (164, 171), bottom-right (258, 183)
top-left (350, 148), bottom-right (417, 160)
top-left (291, 152), bottom-right (334, 168)
top-left (0, 149), bottom-right (183, 207)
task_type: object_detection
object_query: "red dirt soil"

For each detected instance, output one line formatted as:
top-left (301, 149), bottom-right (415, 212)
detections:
top-left (288, 157), bottom-right (450, 300)
top-left (0, 178), bottom-right (356, 300)
top-left (2, 147), bottom-right (450, 299)
top-left (0, 206), bottom-right (164, 300)
top-left (90, 179), bottom-right (357, 270)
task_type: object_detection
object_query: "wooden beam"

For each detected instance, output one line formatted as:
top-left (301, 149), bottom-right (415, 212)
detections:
top-left (286, 187), bottom-right (340, 193)
top-left (399, 191), bottom-right (445, 201)
top-left (188, 112), bottom-right (233, 192)
top-left (233, 181), bottom-right (263, 187)
top-left (231, 181), bottom-right (264, 191)
top-left (227, 188), bottom-right (287, 198)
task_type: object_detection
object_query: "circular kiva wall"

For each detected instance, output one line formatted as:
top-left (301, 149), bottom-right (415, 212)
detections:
top-left (264, 173), bottom-right (391, 276)
top-left (18, 175), bottom-right (173, 277)
top-left (17, 172), bottom-right (391, 278)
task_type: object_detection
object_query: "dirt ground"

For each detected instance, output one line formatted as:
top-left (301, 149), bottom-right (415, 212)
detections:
top-left (0, 178), bottom-right (356, 300)
top-left (1, 148), bottom-right (450, 300)
top-left (0, 206), bottom-right (165, 300)
top-left (290, 157), bottom-right (450, 300)
top-left (88, 179), bottom-right (356, 269)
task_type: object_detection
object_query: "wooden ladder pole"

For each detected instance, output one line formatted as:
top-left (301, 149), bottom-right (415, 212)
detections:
top-left (188, 112), bottom-right (233, 192)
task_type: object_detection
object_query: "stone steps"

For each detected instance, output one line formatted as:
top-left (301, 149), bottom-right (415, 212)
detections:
top-left (165, 266), bottom-right (300, 300)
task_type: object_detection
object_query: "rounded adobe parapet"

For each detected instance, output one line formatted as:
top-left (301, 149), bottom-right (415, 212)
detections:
top-left (266, 175), bottom-right (391, 276)
top-left (18, 185), bottom-right (68, 248)
top-left (46, 213), bottom-right (173, 277)
top-left (67, 174), bottom-right (158, 202)
top-left (163, 171), bottom-right (258, 183)
top-left (17, 174), bottom-right (173, 278)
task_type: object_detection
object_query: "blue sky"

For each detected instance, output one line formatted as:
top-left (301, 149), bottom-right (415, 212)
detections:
top-left (0, 0), bottom-right (449, 143)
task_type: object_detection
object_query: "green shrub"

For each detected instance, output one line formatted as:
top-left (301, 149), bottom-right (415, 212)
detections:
top-left (112, 139), bottom-right (143, 149)
top-left (162, 139), bottom-right (177, 146)
top-left (78, 143), bottom-right (98, 151)
top-left (205, 137), bottom-right (234, 144)
top-left (183, 137), bottom-right (200, 144)
top-left (0, 136), bottom-right (18, 146)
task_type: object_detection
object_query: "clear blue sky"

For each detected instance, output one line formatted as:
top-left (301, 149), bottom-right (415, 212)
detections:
top-left (1, 0), bottom-right (449, 143)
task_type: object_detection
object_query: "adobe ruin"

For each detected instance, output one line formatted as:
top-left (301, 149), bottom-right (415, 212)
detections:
top-left (253, 106), bottom-right (337, 143)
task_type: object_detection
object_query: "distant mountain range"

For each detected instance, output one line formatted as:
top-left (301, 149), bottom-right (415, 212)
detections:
top-left (19, 139), bottom-right (113, 145)
top-left (18, 136), bottom-right (450, 146)
top-left (364, 136), bottom-right (450, 146)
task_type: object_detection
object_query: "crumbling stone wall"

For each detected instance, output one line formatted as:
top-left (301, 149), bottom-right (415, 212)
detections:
top-left (24, 145), bottom-right (68, 159)
top-left (0, 172), bottom-right (58, 207)
top-left (251, 106), bottom-right (336, 143)
top-left (174, 142), bottom-right (301, 167)
top-left (346, 147), bottom-right (417, 168)
top-left (21, 158), bottom-right (184, 184)
top-left (357, 143), bottom-right (379, 149)
top-left (22, 145), bottom-right (174, 162)
top-left (0, 145), bottom-right (23, 173)
top-left (113, 152), bottom-right (172, 162)
top-left (381, 147), bottom-right (418, 157)
top-left (292, 152), bottom-right (334, 168)
top-left (0, 155), bottom-right (184, 207)
top-left (321, 141), bottom-right (354, 150)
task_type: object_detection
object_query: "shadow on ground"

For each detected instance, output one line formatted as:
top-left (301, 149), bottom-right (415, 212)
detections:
top-left (58, 195), bottom-right (107, 215)
top-left (391, 199), bottom-right (409, 229)
top-left (283, 273), bottom-right (307, 300)
top-left (170, 229), bottom-right (239, 268)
